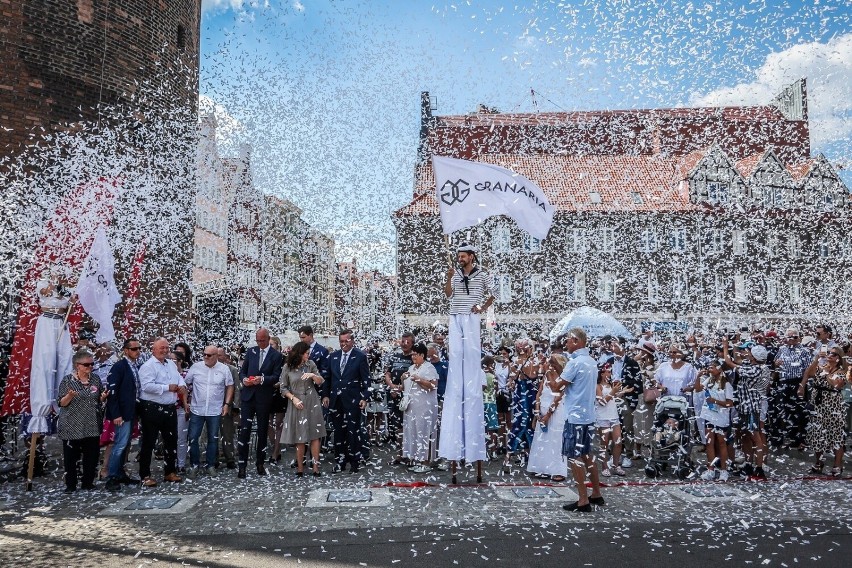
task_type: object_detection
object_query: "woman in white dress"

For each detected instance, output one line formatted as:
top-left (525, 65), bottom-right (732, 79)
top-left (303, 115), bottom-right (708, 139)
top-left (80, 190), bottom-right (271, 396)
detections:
top-left (526, 354), bottom-right (568, 481)
top-left (402, 343), bottom-right (439, 473)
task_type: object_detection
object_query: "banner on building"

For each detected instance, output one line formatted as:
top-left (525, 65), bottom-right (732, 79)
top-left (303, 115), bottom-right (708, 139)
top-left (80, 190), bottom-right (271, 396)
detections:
top-left (432, 156), bottom-right (554, 240)
top-left (77, 226), bottom-right (122, 343)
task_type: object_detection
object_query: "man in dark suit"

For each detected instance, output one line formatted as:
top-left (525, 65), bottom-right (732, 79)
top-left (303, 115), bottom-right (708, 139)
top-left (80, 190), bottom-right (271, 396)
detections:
top-left (104, 337), bottom-right (142, 491)
top-left (321, 329), bottom-right (369, 473)
top-left (237, 327), bottom-right (283, 478)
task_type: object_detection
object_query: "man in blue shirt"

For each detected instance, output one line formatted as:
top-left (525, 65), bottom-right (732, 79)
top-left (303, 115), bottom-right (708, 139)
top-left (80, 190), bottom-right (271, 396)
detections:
top-left (556, 327), bottom-right (604, 512)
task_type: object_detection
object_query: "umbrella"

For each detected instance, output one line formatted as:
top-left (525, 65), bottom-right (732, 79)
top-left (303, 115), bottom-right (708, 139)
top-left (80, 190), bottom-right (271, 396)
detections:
top-left (548, 306), bottom-right (634, 342)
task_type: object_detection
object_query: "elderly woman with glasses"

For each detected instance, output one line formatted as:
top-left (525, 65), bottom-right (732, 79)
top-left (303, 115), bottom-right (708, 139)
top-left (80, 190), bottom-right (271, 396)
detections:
top-left (57, 349), bottom-right (107, 492)
top-left (800, 346), bottom-right (849, 476)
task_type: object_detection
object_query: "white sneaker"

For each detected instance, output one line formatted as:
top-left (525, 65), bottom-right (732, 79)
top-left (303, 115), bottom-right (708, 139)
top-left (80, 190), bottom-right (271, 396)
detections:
top-left (700, 469), bottom-right (716, 481)
top-left (718, 470), bottom-right (729, 482)
top-left (621, 457), bottom-right (633, 468)
top-left (410, 465), bottom-right (431, 474)
top-left (734, 450), bottom-right (746, 465)
top-left (601, 467), bottom-right (612, 477)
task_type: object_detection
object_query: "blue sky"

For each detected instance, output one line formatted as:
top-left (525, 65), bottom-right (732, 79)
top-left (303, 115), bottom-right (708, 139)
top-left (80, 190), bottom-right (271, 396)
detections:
top-left (199, 0), bottom-right (851, 272)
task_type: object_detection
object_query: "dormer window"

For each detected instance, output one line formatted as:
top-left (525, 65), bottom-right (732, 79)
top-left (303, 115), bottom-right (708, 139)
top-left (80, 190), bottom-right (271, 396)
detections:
top-left (589, 191), bottom-right (602, 204)
top-left (707, 182), bottom-right (729, 204)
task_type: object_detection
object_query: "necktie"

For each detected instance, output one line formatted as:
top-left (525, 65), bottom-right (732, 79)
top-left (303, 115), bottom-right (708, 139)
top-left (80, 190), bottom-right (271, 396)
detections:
top-left (340, 352), bottom-right (349, 372)
top-left (258, 348), bottom-right (266, 369)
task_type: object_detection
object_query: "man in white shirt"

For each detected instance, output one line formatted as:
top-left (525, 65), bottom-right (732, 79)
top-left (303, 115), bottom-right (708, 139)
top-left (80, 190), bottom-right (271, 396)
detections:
top-left (185, 345), bottom-right (234, 477)
top-left (137, 337), bottom-right (187, 487)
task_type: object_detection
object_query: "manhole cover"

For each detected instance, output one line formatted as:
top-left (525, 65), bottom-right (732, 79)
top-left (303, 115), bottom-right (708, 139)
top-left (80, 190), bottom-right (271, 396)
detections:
top-left (511, 487), bottom-right (561, 499)
top-left (124, 497), bottom-right (182, 511)
top-left (327, 489), bottom-right (373, 503)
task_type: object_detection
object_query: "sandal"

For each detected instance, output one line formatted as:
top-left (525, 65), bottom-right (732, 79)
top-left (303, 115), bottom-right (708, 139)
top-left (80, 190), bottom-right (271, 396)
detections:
top-left (551, 475), bottom-right (567, 482)
top-left (830, 467), bottom-right (843, 477)
top-left (809, 462), bottom-right (824, 474)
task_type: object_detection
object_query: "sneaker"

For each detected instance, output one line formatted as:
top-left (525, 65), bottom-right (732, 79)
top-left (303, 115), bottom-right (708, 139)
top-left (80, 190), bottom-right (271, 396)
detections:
top-left (601, 467), bottom-right (612, 477)
top-left (752, 467), bottom-right (767, 480)
top-left (206, 467), bottom-right (217, 477)
top-left (435, 461), bottom-right (449, 471)
top-left (718, 470), bottom-right (729, 482)
top-left (410, 465), bottom-right (431, 474)
top-left (741, 463), bottom-right (755, 477)
top-left (734, 450), bottom-right (746, 465)
top-left (700, 469), bottom-right (716, 481)
top-left (613, 466), bottom-right (626, 476)
top-left (187, 466), bottom-right (198, 480)
top-left (620, 457), bottom-right (633, 468)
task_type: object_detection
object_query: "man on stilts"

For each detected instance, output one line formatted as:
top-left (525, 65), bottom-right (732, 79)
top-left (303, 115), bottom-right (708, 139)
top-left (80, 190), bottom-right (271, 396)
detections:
top-left (438, 243), bottom-right (494, 483)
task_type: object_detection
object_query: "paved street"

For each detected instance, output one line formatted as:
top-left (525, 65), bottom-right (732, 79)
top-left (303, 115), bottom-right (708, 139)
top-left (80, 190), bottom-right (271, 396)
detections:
top-left (0, 439), bottom-right (850, 567)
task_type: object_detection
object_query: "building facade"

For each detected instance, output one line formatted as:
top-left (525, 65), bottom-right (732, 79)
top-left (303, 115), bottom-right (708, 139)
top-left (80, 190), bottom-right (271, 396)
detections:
top-left (335, 261), bottom-right (398, 340)
top-left (395, 81), bottom-right (851, 336)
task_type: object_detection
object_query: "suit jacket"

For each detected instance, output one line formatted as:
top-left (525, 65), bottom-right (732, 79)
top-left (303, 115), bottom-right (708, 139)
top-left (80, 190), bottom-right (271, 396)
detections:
top-left (309, 342), bottom-right (331, 384)
top-left (325, 347), bottom-right (370, 410)
top-left (618, 355), bottom-right (643, 409)
top-left (239, 346), bottom-right (283, 405)
top-left (105, 358), bottom-right (138, 422)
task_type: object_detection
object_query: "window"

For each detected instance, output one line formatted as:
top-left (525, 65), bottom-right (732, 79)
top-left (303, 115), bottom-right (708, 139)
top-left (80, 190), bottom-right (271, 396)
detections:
top-left (732, 230), bottom-right (746, 255)
top-left (570, 228), bottom-right (586, 253)
top-left (669, 228), bottom-right (687, 253)
top-left (765, 278), bottom-right (778, 303)
top-left (567, 273), bottom-right (586, 302)
top-left (713, 274), bottom-right (725, 304)
top-left (823, 192), bottom-right (834, 210)
top-left (705, 229), bottom-right (725, 254)
top-left (492, 225), bottom-right (511, 253)
top-left (589, 191), bottom-right (602, 204)
top-left (524, 275), bottom-right (543, 300)
top-left (600, 228), bottom-right (615, 253)
top-left (639, 228), bottom-right (658, 253)
top-left (672, 273), bottom-right (688, 303)
top-left (631, 192), bottom-right (643, 204)
top-left (764, 186), bottom-right (783, 207)
top-left (707, 182), bottom-right (729, 204)
top-left (789, 278), bottom-right (802, 305)
top-left (734, 274), bottom-right (747, 302)
top-left (818, 242), bottom-right (830, 258)
top-left (787, 234), bottom-right (801, 258)
top-left (766, 234), bottom-right (779, 258)
top-left (177, 24), bottom-right (186, 51)
top-left (495, 274), bottom-right (512, 304)
top-left (523, 234), bottom-right (542, 253)
top-left (598, 272), bottom-right (617, 302)
top-left (647, 273), bottom-right (659, 303)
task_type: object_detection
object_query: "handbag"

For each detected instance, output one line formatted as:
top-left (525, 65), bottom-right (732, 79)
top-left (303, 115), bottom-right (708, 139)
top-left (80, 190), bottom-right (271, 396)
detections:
top-left (643, 383), bottom-right (660, 403)
top-left (398, 377), bottom-right (413, 412)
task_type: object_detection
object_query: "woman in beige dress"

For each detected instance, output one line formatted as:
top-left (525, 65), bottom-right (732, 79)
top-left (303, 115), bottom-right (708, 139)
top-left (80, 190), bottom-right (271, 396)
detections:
top-left (279, 341), bottom-right (326, 477)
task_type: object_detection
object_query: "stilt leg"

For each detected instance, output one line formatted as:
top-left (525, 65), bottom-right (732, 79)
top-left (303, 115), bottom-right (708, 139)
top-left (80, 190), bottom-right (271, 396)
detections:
top-left (26, 434), bottom-right (40, 492)
top-left (476, 459), bottom-right (482, 483)
top-left (451, 460), bottom-right (457, 485)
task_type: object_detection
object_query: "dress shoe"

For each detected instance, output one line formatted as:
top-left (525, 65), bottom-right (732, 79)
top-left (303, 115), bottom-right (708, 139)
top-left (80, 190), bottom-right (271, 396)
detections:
top-left (312, 471), bottom-right (322, 477)
top-left (332, 464), bottom-right (344, 473)
top-left (119, 475), bottom-right (140, 485)
top-left (295, 471), bottom-right (304, 478)
top-left (163, 473), bottom-right (183, 483)
top-left (256, 464), bottom-right (267, 476)
top-left (141, 477), bottom-right (158, 487)
top-left (349, 466), bottom-right (359, 474)
top-left (562, 501), bottom-right (592, 512)
top-left (589, 496), bottom-right (606, 506)
top-left (105, 478), bottom-right (122, 492)
top-left (226, 461), bottom-right (237, 470)
top-left (237, 467), bottom-right (247, 479)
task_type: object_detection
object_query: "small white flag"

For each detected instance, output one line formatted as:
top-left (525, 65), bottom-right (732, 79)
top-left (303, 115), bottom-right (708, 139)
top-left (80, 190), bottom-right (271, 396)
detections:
top-left (433, 156), bottom-right (554, 240)
top-left (77, 226), bottom-right (122, 343)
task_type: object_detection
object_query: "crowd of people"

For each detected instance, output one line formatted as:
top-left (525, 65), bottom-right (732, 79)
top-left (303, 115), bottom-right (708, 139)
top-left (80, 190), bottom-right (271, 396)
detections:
top-left (44, 320), bottom-right (851, 500)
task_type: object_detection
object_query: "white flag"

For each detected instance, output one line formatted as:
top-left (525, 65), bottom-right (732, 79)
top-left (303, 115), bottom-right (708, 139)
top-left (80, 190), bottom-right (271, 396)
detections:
top-left (433, 156), bottom-right (554, 240)
top-left (77, 227), bottom-right (122, 343)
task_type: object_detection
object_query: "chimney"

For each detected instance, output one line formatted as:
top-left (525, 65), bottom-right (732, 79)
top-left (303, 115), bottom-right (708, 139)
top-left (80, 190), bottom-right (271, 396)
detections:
top-left (417, 91), bottom-right (435, 164)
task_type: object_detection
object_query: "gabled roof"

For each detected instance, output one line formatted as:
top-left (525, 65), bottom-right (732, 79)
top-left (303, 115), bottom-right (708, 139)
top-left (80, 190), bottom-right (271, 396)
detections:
top-left (735, 152), bottom-right (765, 180)
top-left (672, 148), bottom-right (710, 182)
top-left (786, 159), bottom-right (817, 180)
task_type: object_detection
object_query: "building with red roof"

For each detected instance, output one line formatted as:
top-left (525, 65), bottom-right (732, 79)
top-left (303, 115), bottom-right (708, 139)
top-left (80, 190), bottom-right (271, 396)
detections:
top-left (394, 80), bottom-right (850, 335)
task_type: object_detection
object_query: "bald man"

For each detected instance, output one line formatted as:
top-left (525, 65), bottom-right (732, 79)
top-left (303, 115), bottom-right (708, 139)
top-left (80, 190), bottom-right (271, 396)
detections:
top-left (137, 337), bottom-right (187, 487)
top-left (237, 328), bottom-right (283, 478)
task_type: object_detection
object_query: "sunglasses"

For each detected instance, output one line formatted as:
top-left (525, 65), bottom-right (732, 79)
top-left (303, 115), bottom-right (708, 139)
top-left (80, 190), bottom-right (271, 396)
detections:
top-left (126, 346), bottom-right (141, 351)
top-left (77, 362), bottom-right (94, 367)
top-left (203, 353), bottom-right (217, 358)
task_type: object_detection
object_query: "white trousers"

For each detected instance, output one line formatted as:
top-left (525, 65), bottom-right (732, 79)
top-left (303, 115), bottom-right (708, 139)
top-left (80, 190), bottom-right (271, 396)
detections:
top-left (438, 314), bottom-right (486, 462)
top-left (29, 314), bottom-right (73, 434)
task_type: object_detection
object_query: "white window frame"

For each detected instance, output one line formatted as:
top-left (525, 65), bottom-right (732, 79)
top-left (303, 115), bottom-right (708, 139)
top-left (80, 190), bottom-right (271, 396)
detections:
top-left (707, 181), bottom-right (729, 204)
top-left (818, 242), bottom-right (830, 259)
top-left (765, 277), bottom-right (778, 304)
top-left (647, 273), bottom-right (659, 303)
top-left (567, 273), bottom-right (586, 302)
top-left (492, 225), bottom-right (511, 254)
top-left (705, 229), bottom-right (725, 254)
top-left (732, 230), bottom-right (746, 255)
top-left (669, 228), bottom-right (687, 253)
top-left (713, 274), bottom-right (724, 304)
top-left (600, 228), bottom-right (615, 253)
top-left (524, 275), bottom-right (543, 300)
top-left (495, 274), bottom-right (512, 304)
top-left (734, 274), bottom-right (747, 302)
top-left (672, 273), bottom-right (688, 303)
top-left (570, 228), bottom-right (586, 253)
top-left (523, 234), bottom-right (542, 253)
top-left (598, 272), bottom-right (617, 302)
top-left (788, 234), bottom-right (801, 259)
top-left (789, 278), bottom-right (802, 305)
top-left (639, 228), bottom-right (658, 253)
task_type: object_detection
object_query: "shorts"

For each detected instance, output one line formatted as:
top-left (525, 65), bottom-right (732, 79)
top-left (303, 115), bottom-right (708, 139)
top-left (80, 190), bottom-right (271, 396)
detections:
top-left (705, 423), bottom-right (732, 438)
top-left (595, 418), bottom-right (620, 429)
top-left (742, 410), bottom-right (762, 433)
top-left (562, 422), bottom-right (595, 459)
top-left (483, 402), bottom-right (499, 431)
top-left (496, 391), bottom-right (511, 413)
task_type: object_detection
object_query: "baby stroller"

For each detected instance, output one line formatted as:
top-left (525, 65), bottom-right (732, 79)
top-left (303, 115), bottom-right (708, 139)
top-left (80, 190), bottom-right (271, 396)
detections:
top-left (644, 395), bottom-right (695, 480)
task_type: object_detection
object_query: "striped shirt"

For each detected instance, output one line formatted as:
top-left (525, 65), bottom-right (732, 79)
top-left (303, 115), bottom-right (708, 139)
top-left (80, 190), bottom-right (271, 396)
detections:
top-left (449, 267), bottom-right (495, 315)
top-left (735, 362), bottom-right (771, 414)
top-left (774, 345), bottom-right (812, 382)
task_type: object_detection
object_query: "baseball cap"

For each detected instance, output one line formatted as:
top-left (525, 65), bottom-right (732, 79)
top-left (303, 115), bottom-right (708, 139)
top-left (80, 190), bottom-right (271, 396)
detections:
top-left (750, 344), bottom-right (768, 362)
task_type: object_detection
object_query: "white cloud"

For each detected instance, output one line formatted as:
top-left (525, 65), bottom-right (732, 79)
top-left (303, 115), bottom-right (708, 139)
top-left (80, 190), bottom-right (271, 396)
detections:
top-left (198, 94), bottom-right (245, 149)
top-left (690, 33), bottom-right (852, 148)
top-left (201, 0), bottom-right (246, 13)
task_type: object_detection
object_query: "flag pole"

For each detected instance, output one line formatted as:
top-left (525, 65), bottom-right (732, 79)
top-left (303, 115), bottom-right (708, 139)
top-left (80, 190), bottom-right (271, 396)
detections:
top-left (25, 433), bottom-right (39, 491)
top-left (443, 234), bottom-right (453, 269)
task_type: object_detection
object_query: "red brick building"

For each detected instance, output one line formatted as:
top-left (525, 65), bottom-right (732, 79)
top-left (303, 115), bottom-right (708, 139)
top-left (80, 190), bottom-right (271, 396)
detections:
top-left (0, 1), bottom-right (202, 342)
top-left (395, 81), bottom-right (851, 336)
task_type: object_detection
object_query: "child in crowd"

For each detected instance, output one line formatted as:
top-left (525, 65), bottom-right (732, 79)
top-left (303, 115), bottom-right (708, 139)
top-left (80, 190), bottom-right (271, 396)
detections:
top-left (482, 356), bottom-right (500, 460)
top-left (696, 358), bottom-right (734, 481)
top-left (595, 361), bottom-right (626, 477)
